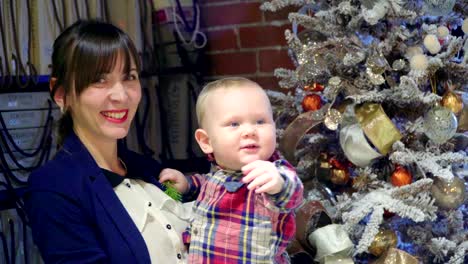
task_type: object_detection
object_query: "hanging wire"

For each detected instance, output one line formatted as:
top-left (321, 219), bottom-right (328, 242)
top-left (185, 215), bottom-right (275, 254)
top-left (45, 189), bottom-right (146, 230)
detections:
top-left (171, 0), bottom-right (207, 49)
top-left (51, 0), bottom-right (64, 32)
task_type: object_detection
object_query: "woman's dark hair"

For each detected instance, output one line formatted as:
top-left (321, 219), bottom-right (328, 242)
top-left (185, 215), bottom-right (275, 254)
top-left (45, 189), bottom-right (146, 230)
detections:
top-left (50, 20), bottom-right (141, 146)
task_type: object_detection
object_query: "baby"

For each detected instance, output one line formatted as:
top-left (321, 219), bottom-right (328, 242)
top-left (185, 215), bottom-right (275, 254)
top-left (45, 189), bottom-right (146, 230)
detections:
top-left (160, 77), bottom-right (303, 263)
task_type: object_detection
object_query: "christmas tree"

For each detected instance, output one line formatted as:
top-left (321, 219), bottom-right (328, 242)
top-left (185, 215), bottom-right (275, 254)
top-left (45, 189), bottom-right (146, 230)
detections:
top-left (261, 0), bottom-right (467, 263)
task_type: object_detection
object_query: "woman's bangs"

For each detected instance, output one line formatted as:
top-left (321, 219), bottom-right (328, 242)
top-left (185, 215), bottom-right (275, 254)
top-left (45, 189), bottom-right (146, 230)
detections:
top-left (71, 36), bottom-right (136, 94)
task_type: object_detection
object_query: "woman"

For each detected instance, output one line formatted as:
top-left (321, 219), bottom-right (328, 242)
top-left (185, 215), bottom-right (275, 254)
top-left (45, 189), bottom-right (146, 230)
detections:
top-left (24, 20), bottom-right (192, 263)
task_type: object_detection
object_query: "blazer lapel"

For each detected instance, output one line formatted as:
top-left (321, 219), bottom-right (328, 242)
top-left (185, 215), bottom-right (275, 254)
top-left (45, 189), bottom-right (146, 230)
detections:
top-left (92, 173), bottom-right (151, 264)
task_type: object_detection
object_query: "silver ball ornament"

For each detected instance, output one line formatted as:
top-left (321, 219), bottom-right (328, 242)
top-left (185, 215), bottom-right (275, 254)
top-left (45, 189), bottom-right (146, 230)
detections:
top-left (423, 106), bottom-right (457, 144)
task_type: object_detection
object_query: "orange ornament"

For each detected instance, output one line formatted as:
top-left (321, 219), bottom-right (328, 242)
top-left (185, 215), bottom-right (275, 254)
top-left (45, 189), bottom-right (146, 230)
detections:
top-left (304, 83), bottom-right (324, 92)
top-left (390, 165), bottom-right (412, 187)
top-left (302, 94), bottom-right (322, 112)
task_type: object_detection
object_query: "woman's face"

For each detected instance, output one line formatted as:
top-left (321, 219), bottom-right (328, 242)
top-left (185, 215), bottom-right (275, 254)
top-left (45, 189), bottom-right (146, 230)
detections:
top-left (68, 56), bottom-right (141, 144)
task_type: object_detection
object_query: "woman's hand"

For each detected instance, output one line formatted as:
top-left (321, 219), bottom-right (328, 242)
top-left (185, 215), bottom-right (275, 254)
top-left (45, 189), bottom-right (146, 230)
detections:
top-left (159, 168), bottom-right (189, 194)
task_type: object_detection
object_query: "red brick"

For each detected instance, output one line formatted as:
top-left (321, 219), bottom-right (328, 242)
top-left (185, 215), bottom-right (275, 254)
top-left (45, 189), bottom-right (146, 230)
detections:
top-left (206, 29), bottom-right (238, 51)
top-left (201, 3), bottom-right (262, 27)
top-left (239, 25), bottom-right (289, 48)
top-left (207, 52), bottom-right (257, 75)
top-left (264, 6), bottom-right (298, 22)
top-left (253, 76), bottom-right (282, 91)
top-left (259, 49), bottom-right (294, 73)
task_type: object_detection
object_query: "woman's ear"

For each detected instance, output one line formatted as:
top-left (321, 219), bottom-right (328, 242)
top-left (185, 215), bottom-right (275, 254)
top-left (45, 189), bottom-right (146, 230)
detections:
top-left (195, 128), bottom-right (213, 154)
top-left (50, 77), bottom-right (65, 111)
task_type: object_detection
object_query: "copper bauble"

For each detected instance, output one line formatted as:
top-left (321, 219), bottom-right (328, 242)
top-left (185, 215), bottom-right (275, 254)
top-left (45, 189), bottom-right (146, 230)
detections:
top-left (390, 165), bottom-right (412, 187)
top-left (302, 94), bottom-right (322, 112)
top-left (330, 168), bottom-right (350, 185)
top-left (441, 91), bottom-right (463, 114)
top-left (368, 230), bottom-right (398, 256)
top-left (431, 177), bottom-right (466, 209)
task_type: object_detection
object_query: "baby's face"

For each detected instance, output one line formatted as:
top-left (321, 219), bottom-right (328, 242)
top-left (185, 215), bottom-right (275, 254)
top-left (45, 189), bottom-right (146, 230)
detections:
top-left (202, 85), bottom-right (276, 170)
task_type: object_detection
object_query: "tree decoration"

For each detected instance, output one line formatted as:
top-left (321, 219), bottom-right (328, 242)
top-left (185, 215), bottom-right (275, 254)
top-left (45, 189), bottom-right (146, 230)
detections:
top-left (390, 165), bottom-right (412, 187)
top-left (260, 0), bottom-right (467, 262)
top-left (423, 105), bottom-right (458, 144)
top-left (302, 94), bottom-right (322, 112)
top-left (441, 91), bottom-right (463, 114)
top-left (373, 248), bottom-right (419, 264)
top-left (304, 82), bottom-right (324, 92)
top-left (431, 177), bottom-right (466, 209)
top-left (409, 54), bottom-right (429, 71)
top-left (424, 34), bottom-right (442, 54)
top-left (368, 229), bottom-right (398, 256)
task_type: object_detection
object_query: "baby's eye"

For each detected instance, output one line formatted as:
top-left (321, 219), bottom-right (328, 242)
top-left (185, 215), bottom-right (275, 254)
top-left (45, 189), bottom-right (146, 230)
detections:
top-left (230, 122), bottom-right (239, 127)
top-left (256, 119), bottom-right (265, 125)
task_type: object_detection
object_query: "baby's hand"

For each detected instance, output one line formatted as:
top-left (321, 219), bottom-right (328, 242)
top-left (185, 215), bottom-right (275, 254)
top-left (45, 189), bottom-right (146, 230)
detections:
top-left (159, 168), bottom-right (189, 194)
top-left (241, 160), bottom-right (284, 195)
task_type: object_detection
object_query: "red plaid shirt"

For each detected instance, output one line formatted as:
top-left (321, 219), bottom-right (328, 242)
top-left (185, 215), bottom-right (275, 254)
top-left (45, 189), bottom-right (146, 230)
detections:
top-left (183, 160), bottom-right (303, 263)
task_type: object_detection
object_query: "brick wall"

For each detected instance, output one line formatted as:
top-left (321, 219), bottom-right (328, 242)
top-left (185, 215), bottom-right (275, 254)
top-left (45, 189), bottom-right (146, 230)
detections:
top-left (199, 0), bottom-right (297, 90)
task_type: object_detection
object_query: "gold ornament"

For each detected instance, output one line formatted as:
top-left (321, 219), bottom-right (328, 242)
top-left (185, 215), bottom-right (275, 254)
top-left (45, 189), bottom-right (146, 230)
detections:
top-left (355, 103), bottom-right (402, 155)
top-left (330, 168), bottom-right (350, 185)
top-left (373, 248), bottom-right (419, 264)
top-left (431, 177), bottom-right (466, 209)
top-left (441, 91), bottom-right (463, 114)
top-left (368, 230), bottom-right (398, 256)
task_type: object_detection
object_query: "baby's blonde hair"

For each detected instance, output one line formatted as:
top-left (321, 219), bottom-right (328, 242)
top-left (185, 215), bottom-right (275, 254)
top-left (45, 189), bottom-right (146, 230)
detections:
top-left (196, 77), bottom-right (264, 128)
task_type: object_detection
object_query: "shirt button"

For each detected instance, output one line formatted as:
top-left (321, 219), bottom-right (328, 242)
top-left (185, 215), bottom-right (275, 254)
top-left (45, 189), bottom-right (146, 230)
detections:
top-left (177, 253), bottom-right (182, 259)
top-left (126, 183), bottom-right (131, 188)
top-left (166, 224), bottom-right (172, 230)
top-left (148, 202), bottom-right (152, 207)
top-left (193, 228), bottom-right (198, 235)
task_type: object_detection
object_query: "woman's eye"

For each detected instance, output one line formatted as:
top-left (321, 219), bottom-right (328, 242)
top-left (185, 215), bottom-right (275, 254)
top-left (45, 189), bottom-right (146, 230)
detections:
top-left (126, 74), bottom-right (139, 81)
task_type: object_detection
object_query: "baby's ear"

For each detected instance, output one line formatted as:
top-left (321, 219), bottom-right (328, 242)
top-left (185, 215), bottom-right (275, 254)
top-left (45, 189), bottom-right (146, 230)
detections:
top-left (194, 129), bottom-right (213, 154)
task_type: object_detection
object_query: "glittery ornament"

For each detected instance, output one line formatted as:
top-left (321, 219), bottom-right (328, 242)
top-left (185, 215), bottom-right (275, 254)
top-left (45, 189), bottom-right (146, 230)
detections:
top-left (441, 91), bottom-right (463, 114)
top-left (366, 53), bottom-right (388, 75)
top-left (328, 76), bottom-right (342, 87)
top-left (302, 94), bottom-right (322, 112)
top-left (392, 59), bottom-right (406, 71)
top-left (431, 177), bottom-right (466, 209)
top-left (304, 83), bottom-right (324, 92)
top-left (324, 109), bottom-right (342, 130)
top-left (390, 165), bottom-right (412, 187)
top-left (330, 168), bottom-right (350, 185)
top-left (368, 230), bottom-right (398, 256)
top-left (423, 105), bottom-right (458, 144)
top-left (424, 0), bottom-right (456, 16)
top-left (366, 68), bottom-right (386, 85)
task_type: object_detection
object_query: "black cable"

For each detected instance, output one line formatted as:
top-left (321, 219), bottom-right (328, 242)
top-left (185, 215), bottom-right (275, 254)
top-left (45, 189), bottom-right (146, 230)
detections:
top-left (84, 0), bottom-right (90, 19)
top-left (0, 1), bottom-right (12, 89)
top-left (51, 0), bottom-right (64, 32)
top-left (8, 219), bottom-right (15, 264)
top-left (73, 0), bottom-right (81, 20)
top-left (25, 0), bottom-right (38, 86)
top-left (0, 229), bottom-right (10, 264)
top-left (9, 0), bottom-right (30, 88)
top-left (0, 100), bottom-right (53, 157)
